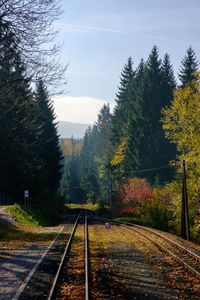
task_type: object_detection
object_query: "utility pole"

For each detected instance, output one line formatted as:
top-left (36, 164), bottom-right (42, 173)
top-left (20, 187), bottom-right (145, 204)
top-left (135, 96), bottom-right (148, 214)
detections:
top-left (181, 160), bottom-right (190, 240)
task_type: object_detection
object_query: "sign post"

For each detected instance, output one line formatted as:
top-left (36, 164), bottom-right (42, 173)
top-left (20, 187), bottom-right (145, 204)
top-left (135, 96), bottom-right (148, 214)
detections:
top-left (24, 190), bottom-right (29, 210)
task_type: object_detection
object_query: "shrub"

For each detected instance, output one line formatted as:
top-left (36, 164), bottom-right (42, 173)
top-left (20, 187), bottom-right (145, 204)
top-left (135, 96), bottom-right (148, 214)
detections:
top-left (119, 207), bottom-right (135, 217)
top-left (141, 187), bottom-right (174, 231)
top-left (114, 177), bottom-right (153, 208)
top-left (112, 178), bottom-right (174, 231)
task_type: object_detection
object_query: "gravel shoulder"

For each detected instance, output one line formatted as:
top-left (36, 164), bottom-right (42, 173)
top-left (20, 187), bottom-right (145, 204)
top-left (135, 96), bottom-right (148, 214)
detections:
top-left (89, 223), bottom-right (178, 299)
top-left (89, 222), bottom-right (200, 299)
top-left (0, 243), bottom-right (47, 300)
top-left (0, 206), bottom-right (66, 299)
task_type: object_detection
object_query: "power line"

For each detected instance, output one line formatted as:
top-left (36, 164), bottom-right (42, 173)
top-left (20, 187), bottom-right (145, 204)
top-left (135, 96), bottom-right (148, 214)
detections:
top-left (115, 165), bottom-right (171, 174)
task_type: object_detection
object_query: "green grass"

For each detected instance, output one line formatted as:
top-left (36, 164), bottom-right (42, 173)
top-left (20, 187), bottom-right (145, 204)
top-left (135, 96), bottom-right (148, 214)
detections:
top-left (5, 204), bottom-right (59, 227)
top-left (0, 223), bottom-right (58, 242)
top-left (115, 216), bottom-right (142, 224)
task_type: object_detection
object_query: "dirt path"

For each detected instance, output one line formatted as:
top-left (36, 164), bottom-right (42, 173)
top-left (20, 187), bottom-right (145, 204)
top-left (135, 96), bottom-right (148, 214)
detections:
top-left (0, 206), bottom-right (18, 227)
top-left (0, 243), bottom-right (47, 300)
top-left (0, 206), bottom-right (64, 299)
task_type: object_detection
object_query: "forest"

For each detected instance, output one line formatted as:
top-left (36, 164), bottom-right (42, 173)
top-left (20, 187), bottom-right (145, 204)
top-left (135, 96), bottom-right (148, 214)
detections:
top-left (60, 45), bottom-right (200, 240)
top-left (0, 1), bottom-right (64, 209)
top-left (1, 1), bottom-right (200, 240)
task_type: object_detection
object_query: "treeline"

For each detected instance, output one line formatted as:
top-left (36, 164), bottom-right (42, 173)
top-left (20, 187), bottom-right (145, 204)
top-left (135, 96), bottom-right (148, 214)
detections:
top-left (60, 45), bottom-right (198, 205)
top-left (60, 138), bottom-right (82, 203)
top-left (60, 104), bottom-right (112, 203)
top-left (0, 1), bottom-right (64, 208)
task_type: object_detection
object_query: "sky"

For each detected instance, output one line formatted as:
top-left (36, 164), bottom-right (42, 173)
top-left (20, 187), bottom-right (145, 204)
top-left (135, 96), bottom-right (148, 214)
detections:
top-left (53, 0), bottom-right (200, 124)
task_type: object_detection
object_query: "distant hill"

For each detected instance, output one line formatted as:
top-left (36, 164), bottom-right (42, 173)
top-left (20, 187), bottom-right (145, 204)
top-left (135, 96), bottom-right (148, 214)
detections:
top-left (57, 121), bottom-right (90, 139)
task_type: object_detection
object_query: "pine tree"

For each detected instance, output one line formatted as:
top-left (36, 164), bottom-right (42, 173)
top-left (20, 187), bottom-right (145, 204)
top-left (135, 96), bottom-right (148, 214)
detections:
top-left (161, 53), bottom-right (177, 101)
top-left (132, 46), bottom-right (162, 174)
top-left (59, 138), bottom-right (83, 203)
top-left (36, 80), bottom-right (63, 199)
top-left (124, 59), bottom-right (146, 174)
top-left (77, 105), bottom-right (113, 204)
top-left (111, 57), bottom-right (135, 146)
top-left (79, 127), bottom-right (100, 203)
top-left (131, 46), bottom-right (175, 183)
top-left (0, 23), bottom-right (43, 202)
top-left (178, 46), bottom-right (199, 88)
top-left (94, 104), bottom-right (113, 202)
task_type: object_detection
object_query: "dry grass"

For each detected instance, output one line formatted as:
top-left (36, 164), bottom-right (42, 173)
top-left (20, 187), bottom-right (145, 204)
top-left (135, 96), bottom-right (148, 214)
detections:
top-left (66, 203), bottom-right (100, 211)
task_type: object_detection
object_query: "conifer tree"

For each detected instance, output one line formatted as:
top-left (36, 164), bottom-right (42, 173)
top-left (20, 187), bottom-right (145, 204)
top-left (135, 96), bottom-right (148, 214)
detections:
top-left (178, 46), bottom-right (199, 88)
top-left (130, 47), bottom-right (175, 182)
top-left (111, 57), bottom-right (135, 146)
top-left (132, 46), bottom-right (162, 175)
top-left (78, 127), bottom-right (100, 203)
top-left (161, 53), bottom-right (177, 100)
top-left (76, 104), bottom-right (113, 204)
top-left (124, 59), bottom-right (146, 174)
top-left (0, 23), bottom-right (42, 202)
top-left (94, 104), bottom-right (113, 202)
top-left (59, 138), bottom-right (83, 203)
top-left (36, 80), bottom-right (63, 198)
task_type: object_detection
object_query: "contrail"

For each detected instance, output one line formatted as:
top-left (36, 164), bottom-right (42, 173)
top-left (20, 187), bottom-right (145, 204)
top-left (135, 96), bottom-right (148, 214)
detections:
top-left (63, 23), bottom-right (200, 47)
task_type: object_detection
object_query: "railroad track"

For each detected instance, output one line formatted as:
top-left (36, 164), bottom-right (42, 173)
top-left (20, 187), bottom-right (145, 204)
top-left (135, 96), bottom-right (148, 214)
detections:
top-left (11, 211), bottom-right (89, 300)
top-left (48, 210), bottom-right (89, 300)
top-left (92, 216), bottom-right (200, 280)
top-left (10, 212), bottom-right (200, 299)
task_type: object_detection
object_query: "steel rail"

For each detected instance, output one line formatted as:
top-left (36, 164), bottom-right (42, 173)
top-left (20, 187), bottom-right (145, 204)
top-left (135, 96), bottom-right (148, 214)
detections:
top-left (92, 216), bottom-right (200, 279)
top-left (48, 212), bottom-right (81, 300)
top-left (134, 224), bottom-right (200, 260)
top-left (85, 211), bottom-right (89, 300)
top-left (12, 226), bottom-right (65, 300)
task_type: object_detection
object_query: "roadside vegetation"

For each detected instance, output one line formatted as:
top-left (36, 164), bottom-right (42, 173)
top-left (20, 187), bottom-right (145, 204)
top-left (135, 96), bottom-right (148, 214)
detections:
top-left (0, 204), bottom-right (64, 243)
top-left (0, 223), bottom-right (58, 243)
top-left (6, 204), bottom-right (60, 227)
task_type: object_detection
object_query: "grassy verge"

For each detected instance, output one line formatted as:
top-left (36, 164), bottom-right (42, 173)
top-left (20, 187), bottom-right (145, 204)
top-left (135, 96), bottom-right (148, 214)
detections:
top-left (65, 203), bottom-right (112, 218)
top-left (5, 204), bottom-right (60, 227)
top-left (114, 216), bottom-right (141, 224)
top-left (0, 223), bottom-right (58, 242)
top-left (66, 203), bottom-right (100, 211)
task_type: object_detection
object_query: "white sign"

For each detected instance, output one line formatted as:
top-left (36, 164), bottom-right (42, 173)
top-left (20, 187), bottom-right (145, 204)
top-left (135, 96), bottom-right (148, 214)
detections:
top-left (24, 190), bottom-right (29, 198)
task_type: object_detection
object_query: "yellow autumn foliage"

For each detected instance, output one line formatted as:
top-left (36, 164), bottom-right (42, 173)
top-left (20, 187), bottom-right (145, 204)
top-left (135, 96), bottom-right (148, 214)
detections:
top-left (162, 72), bottom-right (200, 172)
top-left (162, 73), bottom-right (200, 236)
top-left (111, 137), bottom-right (128, 166)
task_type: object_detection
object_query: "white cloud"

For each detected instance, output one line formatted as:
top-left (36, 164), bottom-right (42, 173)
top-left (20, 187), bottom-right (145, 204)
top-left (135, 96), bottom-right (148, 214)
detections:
top-left (52, 95), bottom-right (114, 124)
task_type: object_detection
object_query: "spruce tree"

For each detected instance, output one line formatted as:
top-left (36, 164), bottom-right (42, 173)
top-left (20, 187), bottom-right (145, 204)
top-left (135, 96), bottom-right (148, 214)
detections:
top-left (161, 53), bottom-right (177, 101)
top-left (178, 46), bottom-right (199, 88)
top-left (135, 46), bottom-right (162, 173)
top-left (79, 127), bottom-right (100, 203)
top-left (0, 23), bottom-right (42, 203)
top-left (94, 104), bottom-right (113, 202)
top-left (36, 80), bottom-right (63, 199)
top-left (77, 105), bottom-right (113, 204)
top-left (111, 57), bottom-right (135, 146)
top-left (131, 46), bottom-right (175, 183)
top-left (124, 59), bottom-right (146, 174)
